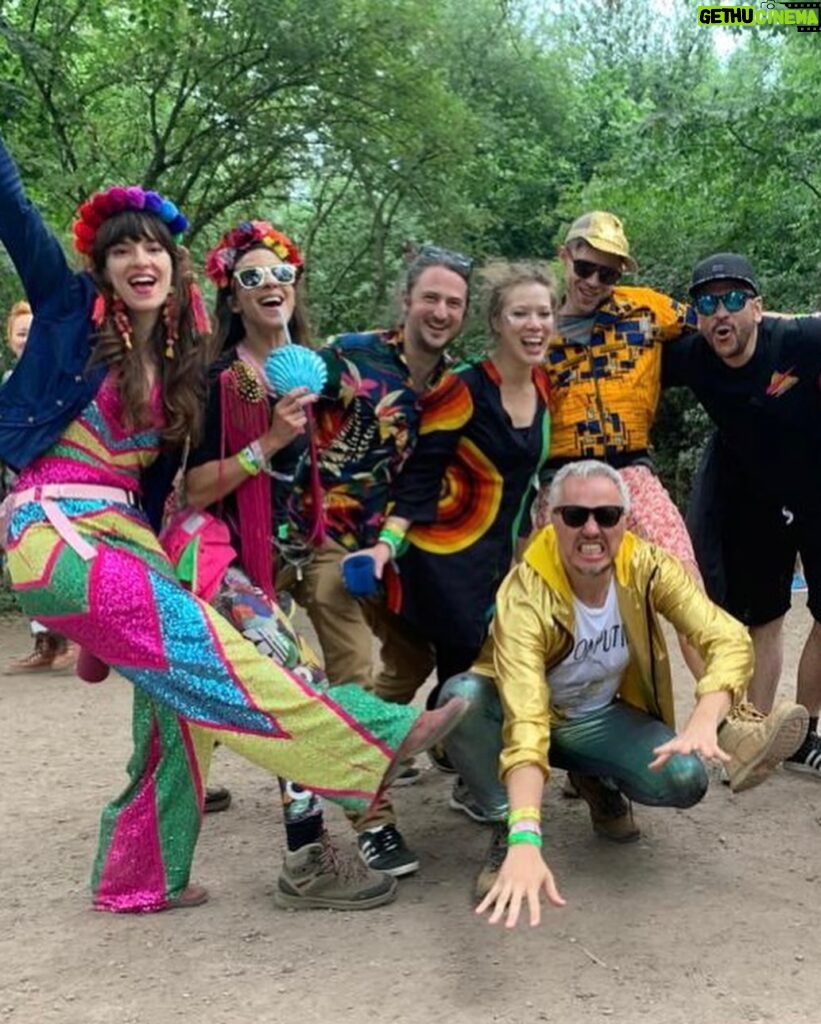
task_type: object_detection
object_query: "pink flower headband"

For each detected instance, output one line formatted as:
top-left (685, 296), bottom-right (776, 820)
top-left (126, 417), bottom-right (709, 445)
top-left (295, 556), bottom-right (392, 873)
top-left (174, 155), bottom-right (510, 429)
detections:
top-left (204, 220), bottom-right (304, 290)
top-left (73, 186), bottom-right (189, 255)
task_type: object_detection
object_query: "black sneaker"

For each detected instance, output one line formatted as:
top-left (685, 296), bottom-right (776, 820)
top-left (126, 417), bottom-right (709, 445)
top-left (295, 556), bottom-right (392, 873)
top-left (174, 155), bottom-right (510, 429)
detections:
top-left (357, 825), bottom-right (419, 877)
top-left (204, 786), bottom-right (232, 814)
top-left (784, 730), bottom-right (821, 777)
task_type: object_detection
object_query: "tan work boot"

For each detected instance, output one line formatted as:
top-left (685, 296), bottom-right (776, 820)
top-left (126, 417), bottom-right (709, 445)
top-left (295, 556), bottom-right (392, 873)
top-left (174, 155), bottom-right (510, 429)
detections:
top-left (4, 633), bottom-right (56, 674)
top-left (474, 822), bottom-right (508, 901)
top-left (274, 831), bottom-right (397, 911)
top-left (719, 700), bottom-right (809, 793)
top-left (568, 772), bottom-right (641, 843)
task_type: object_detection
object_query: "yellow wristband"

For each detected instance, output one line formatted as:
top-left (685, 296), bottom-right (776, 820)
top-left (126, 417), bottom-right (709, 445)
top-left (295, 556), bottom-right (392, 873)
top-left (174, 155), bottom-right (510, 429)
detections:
top-left (237, 446), bottom-right (261, 476)
top-left (507, 806), bottom-right (542, 826)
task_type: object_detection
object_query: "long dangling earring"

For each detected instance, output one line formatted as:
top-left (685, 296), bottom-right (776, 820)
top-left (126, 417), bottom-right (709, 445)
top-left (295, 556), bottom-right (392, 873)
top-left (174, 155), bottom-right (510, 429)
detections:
top-left (111, 295), bottom-right (133, 351)
top-left (162, 291), bottom-right (178, 359)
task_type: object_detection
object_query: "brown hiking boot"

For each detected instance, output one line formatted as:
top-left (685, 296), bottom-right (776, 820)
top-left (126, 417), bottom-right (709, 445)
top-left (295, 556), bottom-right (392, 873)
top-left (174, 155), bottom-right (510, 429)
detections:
top-left (275, 831), bottom-right (397, 910)
top-left (719, 700), bottom-right (809, 793)
top-left (568, 772), bottom-right (641, 843)
top-left (4, 633), bottom-right (56, 675)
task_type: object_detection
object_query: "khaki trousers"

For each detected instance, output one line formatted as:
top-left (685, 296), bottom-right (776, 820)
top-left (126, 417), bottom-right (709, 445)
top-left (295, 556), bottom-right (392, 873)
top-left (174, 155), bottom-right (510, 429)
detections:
top-left (277, 538), bottom-right (435, 830)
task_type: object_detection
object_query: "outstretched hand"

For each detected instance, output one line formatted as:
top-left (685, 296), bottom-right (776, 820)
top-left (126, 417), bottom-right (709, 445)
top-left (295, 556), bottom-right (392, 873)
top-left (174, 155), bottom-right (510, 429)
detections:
top-left (475, 846), bottom-right (565, 929)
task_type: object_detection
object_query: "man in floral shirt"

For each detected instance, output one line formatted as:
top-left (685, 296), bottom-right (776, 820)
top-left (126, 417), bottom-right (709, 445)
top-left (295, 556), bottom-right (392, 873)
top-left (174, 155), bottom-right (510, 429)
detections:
top-left (277, 246), bottom-right (472, 875)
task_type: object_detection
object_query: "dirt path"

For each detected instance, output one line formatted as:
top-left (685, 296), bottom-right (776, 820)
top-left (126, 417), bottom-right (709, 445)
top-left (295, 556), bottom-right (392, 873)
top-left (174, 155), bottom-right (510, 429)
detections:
top-left (1, 606), bottom-right (820, 1024)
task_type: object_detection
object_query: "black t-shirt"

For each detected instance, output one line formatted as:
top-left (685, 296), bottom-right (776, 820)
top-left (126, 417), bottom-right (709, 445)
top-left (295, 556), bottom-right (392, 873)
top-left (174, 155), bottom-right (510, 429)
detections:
top-left (187, 348), bottom-right (307, 553)
top-left (663, 315), bottom-right (821, 510)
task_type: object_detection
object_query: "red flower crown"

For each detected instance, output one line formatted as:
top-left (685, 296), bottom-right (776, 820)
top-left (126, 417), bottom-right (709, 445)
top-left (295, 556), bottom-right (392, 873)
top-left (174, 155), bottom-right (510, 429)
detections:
top-left (204, 220), bottom-right (303, 289)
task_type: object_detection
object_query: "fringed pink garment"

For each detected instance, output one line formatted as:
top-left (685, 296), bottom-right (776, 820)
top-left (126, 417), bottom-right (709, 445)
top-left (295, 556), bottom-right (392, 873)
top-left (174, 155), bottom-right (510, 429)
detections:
top-left (219, 363), bottom-right (275, 599)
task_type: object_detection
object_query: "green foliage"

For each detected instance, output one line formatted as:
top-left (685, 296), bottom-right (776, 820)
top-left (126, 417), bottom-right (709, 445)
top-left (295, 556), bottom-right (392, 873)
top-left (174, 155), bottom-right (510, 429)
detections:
top-left (1, 0), bottom-right (818, 505)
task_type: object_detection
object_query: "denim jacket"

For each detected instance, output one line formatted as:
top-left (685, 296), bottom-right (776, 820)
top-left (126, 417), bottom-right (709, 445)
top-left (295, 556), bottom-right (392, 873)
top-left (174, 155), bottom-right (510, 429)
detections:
top-left (0, 136), bottom-right (178, 530)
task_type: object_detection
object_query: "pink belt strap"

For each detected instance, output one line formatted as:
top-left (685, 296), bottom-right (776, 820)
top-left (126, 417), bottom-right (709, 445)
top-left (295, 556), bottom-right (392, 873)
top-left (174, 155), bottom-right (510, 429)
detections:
top-left (0, 484), bottom-right (139, 561)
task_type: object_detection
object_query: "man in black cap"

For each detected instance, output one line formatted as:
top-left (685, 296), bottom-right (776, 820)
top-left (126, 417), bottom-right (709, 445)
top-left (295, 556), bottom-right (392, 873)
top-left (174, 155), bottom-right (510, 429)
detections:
top-left (663, 252), bottom-right (821, 777)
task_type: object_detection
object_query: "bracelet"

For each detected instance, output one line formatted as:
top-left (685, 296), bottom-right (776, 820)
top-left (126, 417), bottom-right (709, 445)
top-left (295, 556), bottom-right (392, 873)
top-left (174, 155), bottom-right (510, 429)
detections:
top-left (507, 806), bottom-right (542, 826)
top-left (508, 820), bottom-right (541, 837)
top-left (237, 444), bottom-right (262, 476)
top-left (508, 831), bottom-right (543, 848)
top-left (377, 524), bottom-right (407, 559)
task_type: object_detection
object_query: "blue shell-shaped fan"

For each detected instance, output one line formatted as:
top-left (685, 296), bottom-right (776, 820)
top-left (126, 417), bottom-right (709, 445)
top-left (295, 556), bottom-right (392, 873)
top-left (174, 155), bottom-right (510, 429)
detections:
top-left (264, 345), bottom-right (328, 398)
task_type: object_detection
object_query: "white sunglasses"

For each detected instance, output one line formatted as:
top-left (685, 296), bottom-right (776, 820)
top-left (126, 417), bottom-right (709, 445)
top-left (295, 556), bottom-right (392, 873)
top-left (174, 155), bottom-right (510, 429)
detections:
top-left (235, 264), bottom-right (298, 289)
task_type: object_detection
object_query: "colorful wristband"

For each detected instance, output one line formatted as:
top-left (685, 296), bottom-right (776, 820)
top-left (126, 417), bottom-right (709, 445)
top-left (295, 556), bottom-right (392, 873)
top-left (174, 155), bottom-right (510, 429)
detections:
top-left (237, 444), bottom-right (261, 476)
top-left (507, 831), bottom-right (543, 848)
top-left (377, 524), bottom-right (407, 559)
top-left (508, 820), bottom-right (541, 837)
top-left (507, 806), bottom-right (542, 826)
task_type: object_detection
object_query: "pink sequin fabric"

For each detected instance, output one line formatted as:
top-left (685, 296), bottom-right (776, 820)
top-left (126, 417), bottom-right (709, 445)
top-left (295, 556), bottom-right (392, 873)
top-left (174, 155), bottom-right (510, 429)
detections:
top-left (5, 374), bottom-right (418, 911)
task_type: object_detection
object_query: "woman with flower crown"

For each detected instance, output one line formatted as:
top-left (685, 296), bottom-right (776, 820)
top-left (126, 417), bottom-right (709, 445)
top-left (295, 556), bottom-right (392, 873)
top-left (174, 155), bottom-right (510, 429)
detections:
top-left (0, 134), bottom-right (466, 913)
top-left (178, 219), bottom-right (396, 910)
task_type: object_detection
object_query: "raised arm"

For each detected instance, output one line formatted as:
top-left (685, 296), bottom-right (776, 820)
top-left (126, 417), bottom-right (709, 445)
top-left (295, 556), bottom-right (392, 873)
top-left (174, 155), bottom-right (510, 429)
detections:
top-left (0, 133), bottom-right (79, 312)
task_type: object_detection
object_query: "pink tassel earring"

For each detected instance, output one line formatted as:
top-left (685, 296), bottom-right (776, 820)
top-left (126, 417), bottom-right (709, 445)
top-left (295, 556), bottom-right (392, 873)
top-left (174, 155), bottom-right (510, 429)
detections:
top-left (188, 279), bottom-right (211, 337)
top-left (111, 296), bottom-right (133, 351)
top-left (91, 292), bottom-right (107, 328)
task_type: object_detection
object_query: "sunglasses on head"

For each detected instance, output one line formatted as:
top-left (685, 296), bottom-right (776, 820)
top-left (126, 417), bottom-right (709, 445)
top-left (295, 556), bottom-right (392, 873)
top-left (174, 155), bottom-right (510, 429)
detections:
top-left (693, 289), bottom-right (753, 317)
top-left (416, 244), bottom-right (474, 277)
top-left (571, 259), bottom-right (622, 287)
top-left (553, 505), bottom-right (625, 528)
top-left (235, 264), bottom-right (298, 290)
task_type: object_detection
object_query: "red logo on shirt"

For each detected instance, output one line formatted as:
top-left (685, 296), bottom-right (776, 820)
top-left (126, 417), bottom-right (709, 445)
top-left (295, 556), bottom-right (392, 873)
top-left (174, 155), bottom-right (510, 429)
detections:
top-left (766, 369), bottom-right (798, 398)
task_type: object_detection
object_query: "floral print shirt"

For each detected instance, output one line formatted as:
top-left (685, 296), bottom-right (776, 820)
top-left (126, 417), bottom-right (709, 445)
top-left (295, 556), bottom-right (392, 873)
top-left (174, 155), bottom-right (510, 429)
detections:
top-left (288, 329), bottom-right (448, 551)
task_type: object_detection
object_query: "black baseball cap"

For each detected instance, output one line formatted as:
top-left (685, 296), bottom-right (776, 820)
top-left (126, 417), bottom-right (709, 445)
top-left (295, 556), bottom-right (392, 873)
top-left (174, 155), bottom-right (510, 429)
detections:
top-left (689, 253), bottom-right (760, 297)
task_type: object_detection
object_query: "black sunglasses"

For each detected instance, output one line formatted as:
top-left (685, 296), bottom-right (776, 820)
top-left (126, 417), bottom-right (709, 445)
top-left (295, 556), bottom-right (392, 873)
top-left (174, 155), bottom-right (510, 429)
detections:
top-left (693, 289), bottom-right (753, 317)
top-left (571, 259), bottom-right (621, 287)
top-left (553, 505), bottom-right (625, 528)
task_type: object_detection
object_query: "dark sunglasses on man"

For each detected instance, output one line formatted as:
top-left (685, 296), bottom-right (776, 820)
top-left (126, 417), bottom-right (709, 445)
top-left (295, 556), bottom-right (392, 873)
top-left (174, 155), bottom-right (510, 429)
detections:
top-left (692, 289), bottom-right (754, 317)
top-left (553, 505), bottom-right (625, 528)
top-left (571, 259), bottom-right (622, 287)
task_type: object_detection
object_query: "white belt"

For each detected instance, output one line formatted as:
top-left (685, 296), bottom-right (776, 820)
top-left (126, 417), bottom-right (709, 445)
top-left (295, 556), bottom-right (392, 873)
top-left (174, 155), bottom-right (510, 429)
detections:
top-left (0, 483), bottom-right (139, 561)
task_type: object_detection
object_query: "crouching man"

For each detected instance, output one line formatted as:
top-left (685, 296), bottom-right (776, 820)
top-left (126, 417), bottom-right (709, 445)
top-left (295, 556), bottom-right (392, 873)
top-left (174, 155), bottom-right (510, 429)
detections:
top-left (439, 460), bottom-right (808, 927)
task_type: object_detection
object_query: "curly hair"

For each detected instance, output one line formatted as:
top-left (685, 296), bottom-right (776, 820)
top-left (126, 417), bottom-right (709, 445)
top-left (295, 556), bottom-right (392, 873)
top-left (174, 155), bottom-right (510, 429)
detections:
top-left (87, 211), bottom-right (208, 446)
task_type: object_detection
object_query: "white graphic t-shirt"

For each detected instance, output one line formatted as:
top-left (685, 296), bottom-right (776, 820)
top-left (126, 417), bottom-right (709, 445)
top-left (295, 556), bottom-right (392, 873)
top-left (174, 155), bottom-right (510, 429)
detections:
top-left (548, 579), bottom-right (629, 719)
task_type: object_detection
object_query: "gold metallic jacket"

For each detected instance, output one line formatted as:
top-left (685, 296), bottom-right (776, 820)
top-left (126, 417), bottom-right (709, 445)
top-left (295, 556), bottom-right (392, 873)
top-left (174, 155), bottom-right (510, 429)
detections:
top-left (473, 527), bottom-right (752, 780)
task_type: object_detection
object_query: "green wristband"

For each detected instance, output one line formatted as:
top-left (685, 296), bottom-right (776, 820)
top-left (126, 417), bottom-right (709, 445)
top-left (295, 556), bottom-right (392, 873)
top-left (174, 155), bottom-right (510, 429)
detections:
top-left (507, 830), bottom-right (543, 848)
top-left (237, 445), bottom-right (261, 476)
